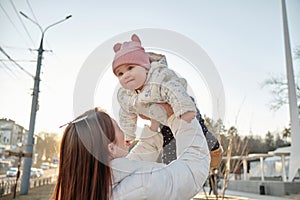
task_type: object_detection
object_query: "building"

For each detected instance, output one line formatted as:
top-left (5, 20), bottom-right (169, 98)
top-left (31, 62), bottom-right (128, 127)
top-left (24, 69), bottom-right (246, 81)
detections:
top-left (0, 118), bottom-right (28, 153)
top-left (222, 146), bottom-right (300, 196)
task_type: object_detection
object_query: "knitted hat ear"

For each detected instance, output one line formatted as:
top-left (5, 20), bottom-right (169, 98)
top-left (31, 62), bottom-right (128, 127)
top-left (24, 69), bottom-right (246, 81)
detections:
top-left (131, 34), bottom-right (141, 44)
top-left (113, 43), bottom-right (122, 52)
top-left (112, 34), bottom-right (150, 74)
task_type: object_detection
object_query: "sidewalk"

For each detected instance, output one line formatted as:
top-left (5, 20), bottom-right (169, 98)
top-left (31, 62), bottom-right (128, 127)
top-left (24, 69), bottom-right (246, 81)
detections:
top-left (0, 184), bottom-right (55, 200)
top-left (194, 187), bottom-right (300, 200)
top-left (1, 184), bottom-right (299, 200)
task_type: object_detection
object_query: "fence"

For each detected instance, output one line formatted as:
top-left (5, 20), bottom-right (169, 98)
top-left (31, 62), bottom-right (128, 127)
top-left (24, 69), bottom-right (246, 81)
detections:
top-left (0, 175), bottom-right (56, 197)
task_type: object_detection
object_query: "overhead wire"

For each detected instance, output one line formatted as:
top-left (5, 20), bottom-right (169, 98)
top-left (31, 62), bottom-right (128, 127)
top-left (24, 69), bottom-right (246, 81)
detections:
top-left (25, 0), bottom-right (57, 72)
top-left (0, 47), bottom-right (54, 93)
top-left (27, 0), bottom-right (60, 61)
top-left (26, 0), bottom-right (38, 23)
top-left (0, 45), bottom-right (36, 60)
top-left (0, 45), bottom-right (31, 51)
top-left (0, 2), bottom-right (32, 48)
top-left (2, 0), bottom-right (59, 93)
top-left (25, 0), bottom-right (53, 53)
top-left (0, 59), bottom-right (36, 62)
top-left (0, 46), bottom-right (34, 78)
top-left (0, 43), bottom-right (37, 64)
top-left (0, 60), bottom-right (18, 79)
top-left (9, 0), bottom-right (36, 47)
top-left (21, 3), bottom-right (53, 92)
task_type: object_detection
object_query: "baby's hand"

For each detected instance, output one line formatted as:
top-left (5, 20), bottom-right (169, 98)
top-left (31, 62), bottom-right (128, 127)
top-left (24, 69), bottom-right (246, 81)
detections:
top-left (180, 111), bottom-right (196, 123)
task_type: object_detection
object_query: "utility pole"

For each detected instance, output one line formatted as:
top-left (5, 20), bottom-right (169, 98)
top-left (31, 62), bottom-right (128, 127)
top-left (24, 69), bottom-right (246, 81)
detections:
top-left (19, 11), bottom-right (72, 195)
top-left (4, 150), bottom-right (32, 198)
top-left (281, 0), bottom-right (300, 181)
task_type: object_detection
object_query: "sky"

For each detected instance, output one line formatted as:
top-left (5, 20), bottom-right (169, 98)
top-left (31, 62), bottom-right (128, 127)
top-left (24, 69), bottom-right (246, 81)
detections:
top-left (1, 0), bottom-right (300, 137)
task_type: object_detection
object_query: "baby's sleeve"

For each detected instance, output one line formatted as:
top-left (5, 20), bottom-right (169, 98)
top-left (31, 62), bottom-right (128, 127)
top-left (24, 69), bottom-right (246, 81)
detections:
top-left (117, 88), bottom-right (138, 141)
top-left (119, 107), bottom-right (137, 141)
top-left (160, 69), bottom-right (196, 118)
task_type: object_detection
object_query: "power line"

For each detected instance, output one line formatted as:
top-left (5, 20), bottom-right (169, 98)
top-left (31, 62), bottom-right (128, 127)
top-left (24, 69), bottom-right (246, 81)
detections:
top-left (0, 50), bottom-right (53, 91)
top-left (26, 0), bottom-right (38, 23)
top-left (0, 45), bottom-right (31, 50)
top-left (0, 61), bottom-right (18, 79)
top-left (18, 12), bottom-right (72, 195)
top-left (9, 0), bottom-right (35, 47)
top-left (0, 2), bottom-right (32, 48)
top-left (0, 46), bottom-right (34, 78)
top-left (0, 43), bottom-right (37, 61)
top-left (25, 0), bottom-right (54, 56)
top-left (0, 59), bottom-right (36, 62)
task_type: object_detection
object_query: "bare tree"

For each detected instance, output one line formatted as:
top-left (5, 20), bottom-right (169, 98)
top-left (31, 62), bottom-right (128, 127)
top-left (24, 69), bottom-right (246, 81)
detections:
top-left (35, 132), bottom-right (60, 167)
top-left (262, 45), bottom-right (300, 111)
top-left (294, 46), bottom-right (300, 60)
top-left (221, 127), bottom-right (235, 198)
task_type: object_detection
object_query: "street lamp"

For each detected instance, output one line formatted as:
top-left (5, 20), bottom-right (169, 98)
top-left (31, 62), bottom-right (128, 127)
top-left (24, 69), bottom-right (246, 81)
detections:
top-left (4, 149), bottom-right (32, 199)
top-left (19, 11), bottom-right (72, 195)
top-left (281, 0), bottom-right (300, 181)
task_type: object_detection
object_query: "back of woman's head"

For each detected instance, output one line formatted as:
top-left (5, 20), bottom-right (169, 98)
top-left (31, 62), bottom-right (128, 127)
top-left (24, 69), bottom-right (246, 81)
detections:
top-left (53, 108), bottom-right (115, 200)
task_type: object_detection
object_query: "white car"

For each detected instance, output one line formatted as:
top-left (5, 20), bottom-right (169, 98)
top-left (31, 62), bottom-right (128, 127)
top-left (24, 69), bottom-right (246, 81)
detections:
top-left (50, 163), bottom-right (58, 168)
top-left (6, 167), bottom-right (18, 177)
top-left (36, 168), bottom-right (44, 177)
top-left (40, 162), bottom-right (50, 170)
top-left (30, 168), bottom-right (40, 178)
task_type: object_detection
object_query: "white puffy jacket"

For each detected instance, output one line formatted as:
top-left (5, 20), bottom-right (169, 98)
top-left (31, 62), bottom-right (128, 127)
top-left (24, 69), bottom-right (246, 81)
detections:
top-left (117, 59), bottom-right (197, 141)
top-left (111, 116), bottom-right (210, 200)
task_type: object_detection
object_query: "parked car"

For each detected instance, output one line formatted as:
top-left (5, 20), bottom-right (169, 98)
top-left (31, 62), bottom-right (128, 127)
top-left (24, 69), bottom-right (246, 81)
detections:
top-left (36, 168), bottom-right (44, 177)
top-left (6, 167), bottom-right (18, 177)
top-left (50, 163), bottom-right (58, 168)
top-left (40, 162), bottom-right (50, 170)
top-left (30, 168), bottom-right (40, 178)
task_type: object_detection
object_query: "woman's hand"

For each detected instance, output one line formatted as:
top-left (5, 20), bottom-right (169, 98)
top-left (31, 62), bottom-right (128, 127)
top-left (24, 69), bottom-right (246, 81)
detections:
top-left (138, 103), bottom-right (174, 120)
top-left (138, 114), bottom-right (160, 132)
top-left (157, 103), bottom-right (174, 117)
top-left (138, 103), bottom-right (174, 132)
top-left (180, 111), bottom-right (196, 123)
top-left (149, 119), bottom-right (160, 132)
top-left (139, 114), bottom-right (151, 120)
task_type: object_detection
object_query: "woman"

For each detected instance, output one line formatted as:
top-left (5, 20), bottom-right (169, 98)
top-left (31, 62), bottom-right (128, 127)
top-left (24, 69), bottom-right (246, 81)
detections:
top-left (53, 107), bottom-right (210, 200)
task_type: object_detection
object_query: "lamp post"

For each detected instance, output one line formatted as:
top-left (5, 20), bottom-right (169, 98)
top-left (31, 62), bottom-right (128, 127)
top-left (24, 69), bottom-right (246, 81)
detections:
top-left (19, 12), bottom-right (72, 195)
top-left (281, 0), bottom-right (300, 181)
top-left (4, 150), bottom-right (32, 199)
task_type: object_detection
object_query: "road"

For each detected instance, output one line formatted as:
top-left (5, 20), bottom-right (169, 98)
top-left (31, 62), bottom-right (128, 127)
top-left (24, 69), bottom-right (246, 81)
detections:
top-left (0, 168), bottom-right (58, 182)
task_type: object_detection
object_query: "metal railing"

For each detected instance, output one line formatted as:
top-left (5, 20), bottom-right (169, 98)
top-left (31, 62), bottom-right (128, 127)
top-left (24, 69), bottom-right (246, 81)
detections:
top-left (0, 175), bottom-right (56, 197)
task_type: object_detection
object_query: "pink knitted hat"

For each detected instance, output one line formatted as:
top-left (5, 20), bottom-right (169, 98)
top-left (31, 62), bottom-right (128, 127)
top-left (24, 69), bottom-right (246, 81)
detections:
top-left (112, 34), bottom-right (150, 75)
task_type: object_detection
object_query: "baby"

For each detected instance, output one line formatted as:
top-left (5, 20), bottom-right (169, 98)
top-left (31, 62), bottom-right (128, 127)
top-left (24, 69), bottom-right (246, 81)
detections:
top-left (112, 34), bottom-right (197, 145)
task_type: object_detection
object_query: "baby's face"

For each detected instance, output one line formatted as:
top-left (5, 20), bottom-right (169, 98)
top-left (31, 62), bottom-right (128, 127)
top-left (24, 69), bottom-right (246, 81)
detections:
top-left (115, 64), bottom-right (148, 90)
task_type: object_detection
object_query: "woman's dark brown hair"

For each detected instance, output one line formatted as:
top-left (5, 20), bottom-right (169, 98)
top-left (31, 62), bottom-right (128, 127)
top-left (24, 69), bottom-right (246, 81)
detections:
top-left (53, 108), bottom-right (115, 200)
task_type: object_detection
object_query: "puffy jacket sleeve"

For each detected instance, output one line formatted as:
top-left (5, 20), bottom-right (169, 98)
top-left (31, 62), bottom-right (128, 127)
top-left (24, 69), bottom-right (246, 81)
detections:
top-left (126, 125), bottom-right (163, 162)
top-left (159, 68), bottom-right (197, 118)
top-left (119, 107), bottom-right (137, 141)
top-left (147, 116), bottom-right (210, 199)
top-left (113, 116), bottom-right (210, 200)
top-left (117, 88), bottom-right (138, 141)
